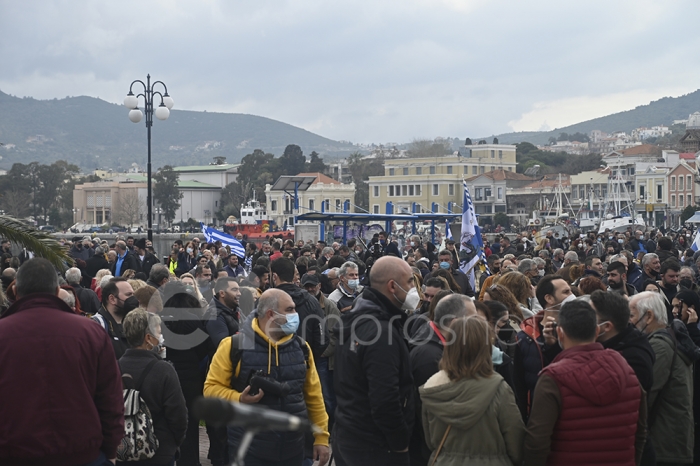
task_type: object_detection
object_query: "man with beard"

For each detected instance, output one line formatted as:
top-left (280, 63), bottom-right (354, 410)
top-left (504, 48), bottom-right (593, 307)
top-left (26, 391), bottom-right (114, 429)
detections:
top-left (658, 259), bottom-right (681, 324)
top-left (606, 261), bottom-right (637, 296)
top-left (224, 253), bottom-right (246, 278)
top-left (203, 277), bottom-right (241, 466)
top-left (195, 265), bottom-right (214, 303)
top-left (632, 253), bottom-right (661, 292)
top-left (91, 277), bottom-right (139, 359)
top-left (241, 265), bottom-right (269, 294)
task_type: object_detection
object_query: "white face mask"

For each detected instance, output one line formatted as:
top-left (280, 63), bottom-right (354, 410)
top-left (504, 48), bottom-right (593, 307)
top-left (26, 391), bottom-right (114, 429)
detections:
top-left (394, 282), bottom-right (421, 311)
top-left (559, 293), bottom-right (576, 307)
top-left (538, 269), bottom-right (545, 277)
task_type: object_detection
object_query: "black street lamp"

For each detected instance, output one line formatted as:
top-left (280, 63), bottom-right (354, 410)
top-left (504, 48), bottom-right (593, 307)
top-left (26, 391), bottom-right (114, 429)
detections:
top-left (123, 74), bottom-right (174, 241)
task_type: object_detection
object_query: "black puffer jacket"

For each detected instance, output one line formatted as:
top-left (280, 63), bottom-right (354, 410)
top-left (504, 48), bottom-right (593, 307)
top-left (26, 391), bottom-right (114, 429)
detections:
top-left (205, 296), bottom-right (240, 349)
top-left (118, 350), bottom-right (188, 465)
top-left (601, 323), bottom-right (656, 392)
top-left (275, 283), bottom-right (327, 359)
top-left (333, 287), bottom-right (415, 452)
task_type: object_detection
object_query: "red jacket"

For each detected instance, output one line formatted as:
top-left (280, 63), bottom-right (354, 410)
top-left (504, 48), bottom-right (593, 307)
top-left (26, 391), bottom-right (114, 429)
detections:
top-left (0, 294), bottom-right (124, 465)
top-left (543, 343), bottom-right (641, 466)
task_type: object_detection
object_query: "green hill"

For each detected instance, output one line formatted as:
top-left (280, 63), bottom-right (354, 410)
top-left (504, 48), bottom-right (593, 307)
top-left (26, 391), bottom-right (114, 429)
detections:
top-left (0, 91), bottom-right (356, 171)
top-left (482, 89), bottom-right (700, 145)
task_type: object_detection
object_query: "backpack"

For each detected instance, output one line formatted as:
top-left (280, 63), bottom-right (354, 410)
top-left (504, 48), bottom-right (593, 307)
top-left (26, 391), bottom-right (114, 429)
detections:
top-left (117, 359), bottom-right (159, 462)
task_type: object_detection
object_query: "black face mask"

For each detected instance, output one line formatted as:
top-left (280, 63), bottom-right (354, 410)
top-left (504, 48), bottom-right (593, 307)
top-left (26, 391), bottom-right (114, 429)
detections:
top-left (116, 296), bottom-right (140, 317)
top-left (680, 278), bottom-right (693, 289)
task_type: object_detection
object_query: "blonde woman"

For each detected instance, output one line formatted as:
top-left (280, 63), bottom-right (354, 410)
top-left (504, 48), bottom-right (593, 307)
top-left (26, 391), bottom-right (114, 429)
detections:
top-left (179, 273), bottom-right (208, 309)
top-left (420, 317), bottom-right (524, 465)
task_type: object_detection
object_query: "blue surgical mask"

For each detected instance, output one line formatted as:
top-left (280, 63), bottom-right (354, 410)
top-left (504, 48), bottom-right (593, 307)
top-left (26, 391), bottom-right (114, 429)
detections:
top-left (439, 261), bottom-right (451, 270)
top-left (348, 279), bottom-right (359, 289)
top-left (274, 311), bottom-right (299, 335)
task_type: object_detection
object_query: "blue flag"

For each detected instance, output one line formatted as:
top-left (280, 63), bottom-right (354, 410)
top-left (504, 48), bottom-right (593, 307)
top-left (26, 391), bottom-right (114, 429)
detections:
top-left (445, 222), bottom-right (453, 240)
top-left (459, 181), bottom-right (484, 290)
top-left (200, 223), bottom-right (245, 258)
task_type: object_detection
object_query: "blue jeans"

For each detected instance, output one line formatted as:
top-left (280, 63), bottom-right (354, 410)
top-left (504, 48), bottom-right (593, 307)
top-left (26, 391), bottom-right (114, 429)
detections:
top-left (315, 357), bottom-right (336, 426)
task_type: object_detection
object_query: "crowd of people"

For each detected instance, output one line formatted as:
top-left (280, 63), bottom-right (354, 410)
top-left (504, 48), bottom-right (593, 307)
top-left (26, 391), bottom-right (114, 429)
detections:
top-left (1, 225), bottom-right (700, 466)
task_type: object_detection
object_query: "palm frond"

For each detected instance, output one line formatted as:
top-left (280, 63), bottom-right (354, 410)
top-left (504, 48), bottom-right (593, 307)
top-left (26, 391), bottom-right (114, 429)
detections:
top-left (0, 216), bottom-right (70, 270)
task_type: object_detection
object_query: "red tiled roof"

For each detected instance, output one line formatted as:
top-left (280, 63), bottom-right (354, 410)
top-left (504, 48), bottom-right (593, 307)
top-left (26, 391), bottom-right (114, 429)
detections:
top-left (616, 144), bottom-right (662, 156)
top-left (295, 172), bottom-right (341, 185)
top-left (680, 152), bottom-right (696, 159)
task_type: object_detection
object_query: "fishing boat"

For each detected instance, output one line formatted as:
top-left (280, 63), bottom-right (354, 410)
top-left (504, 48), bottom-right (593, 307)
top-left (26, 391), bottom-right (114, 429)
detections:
top-left (598, 164), bottom-right (645, 233)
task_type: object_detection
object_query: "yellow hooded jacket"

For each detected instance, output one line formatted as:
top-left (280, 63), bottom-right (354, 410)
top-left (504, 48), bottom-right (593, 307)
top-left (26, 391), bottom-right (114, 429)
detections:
top-left (204, 317), bottom-right (330, 447)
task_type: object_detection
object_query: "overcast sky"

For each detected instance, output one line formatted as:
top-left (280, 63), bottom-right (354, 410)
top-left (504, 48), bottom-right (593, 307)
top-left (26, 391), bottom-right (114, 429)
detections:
top-left (1, 0), bottom-right (699, 144)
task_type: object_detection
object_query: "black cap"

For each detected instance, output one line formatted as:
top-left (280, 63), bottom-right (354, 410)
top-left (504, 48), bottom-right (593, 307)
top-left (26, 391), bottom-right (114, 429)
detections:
top-left (134, 238), bottom-right (147, 250)
top-left (301, 273), bottom-right (319, 287)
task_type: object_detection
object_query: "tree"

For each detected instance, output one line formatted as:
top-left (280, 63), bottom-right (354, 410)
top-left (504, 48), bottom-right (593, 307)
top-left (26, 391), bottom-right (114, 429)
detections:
top-left (113, 189), bottom-right (144, 227)
top-left (153, 165), bottom-right (183, 225)
top-left (347, 151), bottom-right (384, 211)
top-left (493, 212), bottom-right (509, 227)
top-left (681, 205), bottom-right (700, 224)
top-left (0, 215), bottom-right (70, 270)
top-left (307, 151), bottom-right (327, 173)
top-left (280, 144), bottom-right (306, 176)
top-left (217, 181), bottom-right (246, 220)
top-left (407, 139), bottom-right (452, 158)
top-left (1, 190), bottom-right (31, 218)
top-left (34, 161), bottom-right (80, 224)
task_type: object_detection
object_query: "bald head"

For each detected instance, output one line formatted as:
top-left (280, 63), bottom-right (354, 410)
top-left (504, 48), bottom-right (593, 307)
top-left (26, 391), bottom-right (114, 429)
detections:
top-left (370, 256), bottom-right (414, 308)
top-left (256, 288), bottom-right (296, 340)
top-left (370, 256), bottom-right (412, 288)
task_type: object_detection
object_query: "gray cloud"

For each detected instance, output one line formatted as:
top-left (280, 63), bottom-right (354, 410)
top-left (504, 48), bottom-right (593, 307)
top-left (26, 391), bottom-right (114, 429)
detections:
top-left (1, 0), bottom-right (699, 144)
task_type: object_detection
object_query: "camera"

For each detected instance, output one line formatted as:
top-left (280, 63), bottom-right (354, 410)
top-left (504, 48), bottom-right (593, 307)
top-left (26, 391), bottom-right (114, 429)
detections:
top-left (247, 370), bottom-right (291, 398)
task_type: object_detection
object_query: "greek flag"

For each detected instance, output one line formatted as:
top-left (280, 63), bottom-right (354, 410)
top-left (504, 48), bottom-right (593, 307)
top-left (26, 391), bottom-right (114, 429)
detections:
top-left (692, 229), bottom-right (700, 252)
top-left (445, 222), bottom-right (453, 240)
top-left (200, 223), bottom-right (245, 258)
top-left (459, 181), bottom-right (484, 290)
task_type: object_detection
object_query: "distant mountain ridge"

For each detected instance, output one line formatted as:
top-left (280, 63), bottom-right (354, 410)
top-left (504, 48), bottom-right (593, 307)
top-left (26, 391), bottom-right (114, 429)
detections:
top-left (0, 90), bottom-right (356, 171)
top-left (481, 89), bottom-right (700, 145)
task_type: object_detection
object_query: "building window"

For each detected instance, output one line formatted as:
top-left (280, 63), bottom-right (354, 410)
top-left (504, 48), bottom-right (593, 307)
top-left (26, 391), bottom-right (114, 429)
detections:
top-left (498, 150), bottom-right (503, 158)
top-left (403, 167), bottom-right (408, 176)
top-left (409, 185), bottom-right (414, 196)
top-left (416, 167), bottom-right (422, 175)
top-left (373, 205), bottom-right (379, 214)
top-left (447, 166), bottom-right (453, 174)
top-left (508, 167), bottom-right (512, 171)
top-left (485, 187), bottom-right (492, 198)
top-left (689, 194), bottom-right (693, 206)
top-left (472, 166), bottom-right (477, 175)
top-left (389, 186), bottom-right (394, 196)
top-left (672, 195), bottom-right (676, 208)
top-left (480, 166), bottom-right (485, 174)
top-left (671, 176), bottom-right (676, 191)
top-left (432, 184), bottom-right (439, 195)
top-left (475, 188), bottom-right (482, 200)
top-left (324, 199), bottom-right (330, 211)
top-left (463, 166), bottom-right (468, 174)
top-left (491, 150), bottom-right (495, 158)
top-left (309, 199), bottom-right (315, 210)
top-left (335, 199), bottom-right (341, 211)
top-left (373, 186), bottom-right (379, 198)
top-left (639, 185), bottom-right (645, 197)
top-left (448, 184), bottom-right (454, 196)
top-left (657, 184), bottom-right (662, 201)
top-left (389, 168), bottom-right (395, 176)
top-left (271, 200), bottom-right (277, 212)
top-left (429, 166), bottom-right (436, 175)
top-left (416, 185), bottom-right (422, 196)
top-left (491, 166), bottom-right (495, 172)
top-left (402, 185), bottom-right (407, 196)
top-left (688, 175), bottom-right (693, 191)
top-left (680, 194), bottom-right (684, 207)
top-left (498, 187), bottom-right (503, 200)
top-left (680, 175), bottom-right (684, 191)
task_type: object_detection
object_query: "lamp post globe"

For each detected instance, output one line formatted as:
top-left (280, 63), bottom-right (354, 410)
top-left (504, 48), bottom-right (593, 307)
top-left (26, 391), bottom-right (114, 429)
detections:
top-left (128, 109), bottom-right (143, 123)
top-left (155, 104), bottom-right (170, 121)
